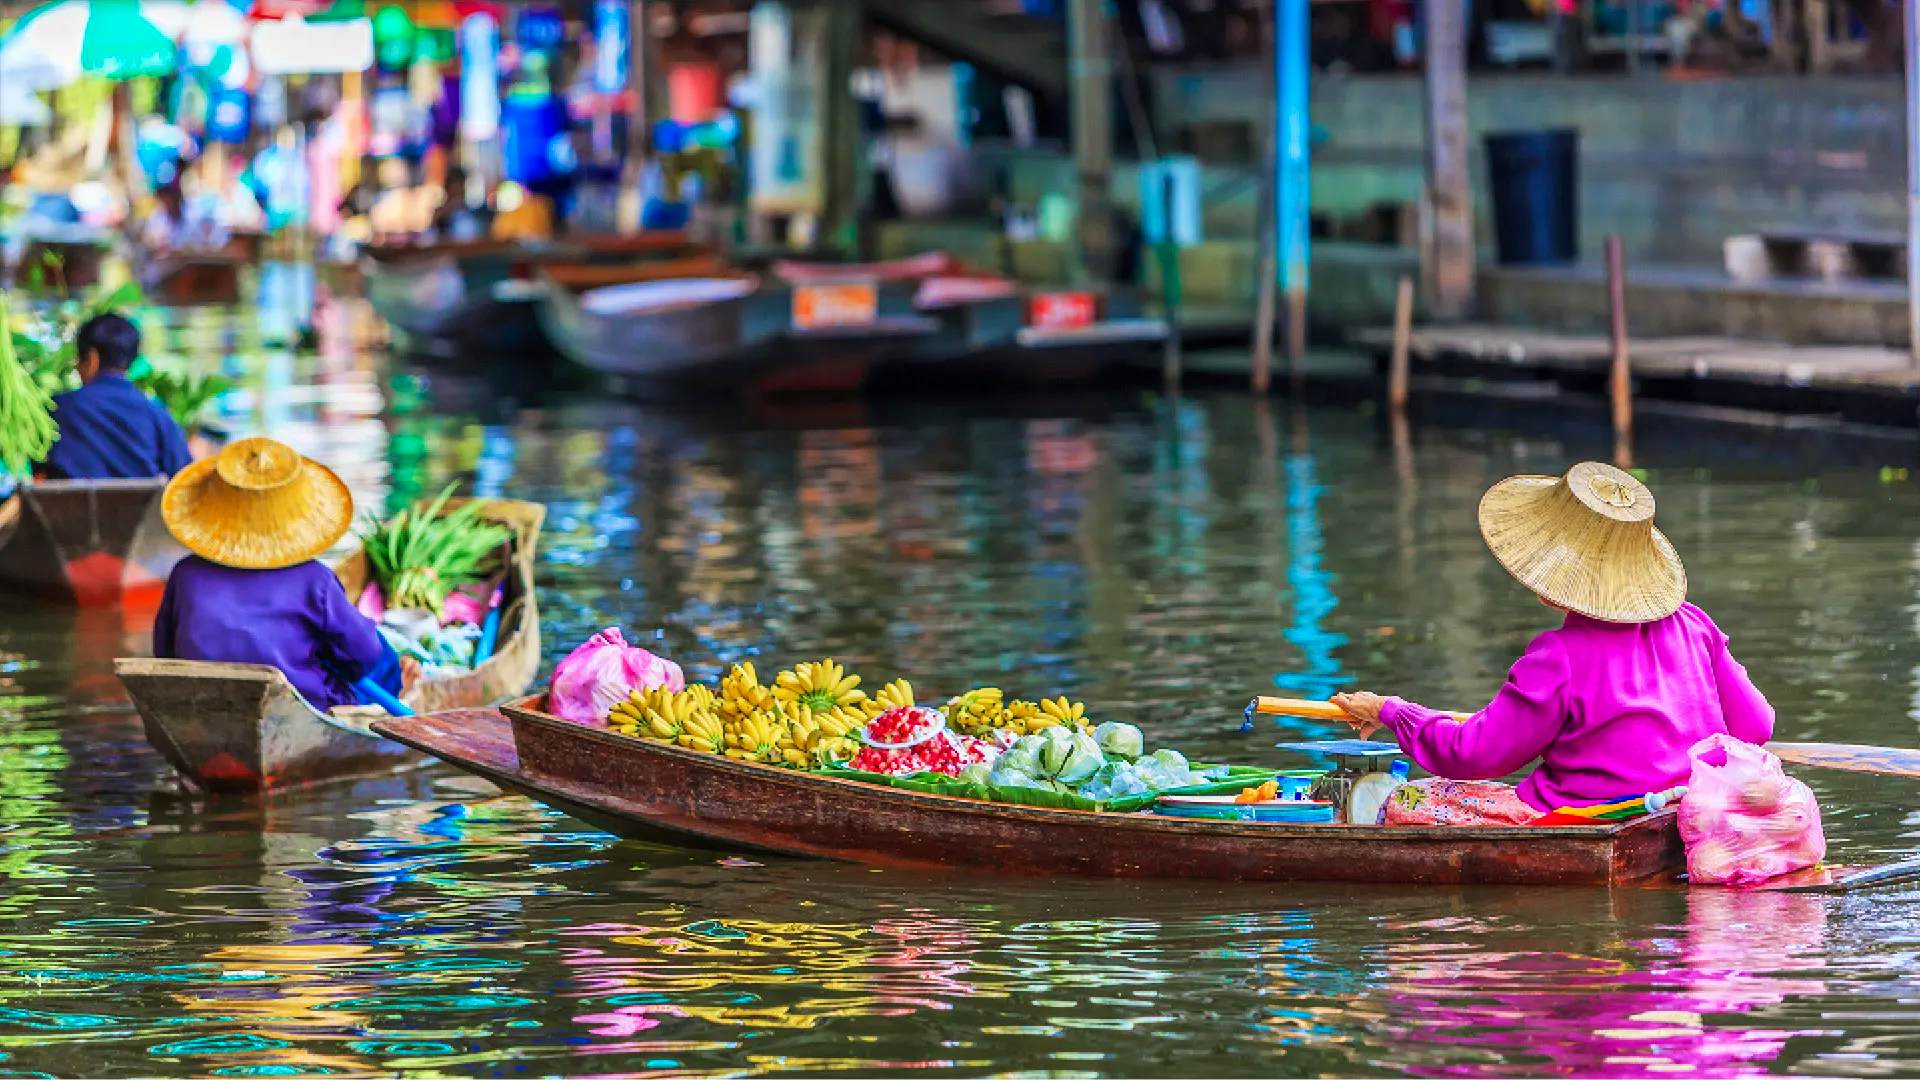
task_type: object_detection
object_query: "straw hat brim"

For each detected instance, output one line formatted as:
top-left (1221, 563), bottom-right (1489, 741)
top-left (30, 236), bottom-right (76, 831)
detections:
top-left (1478, 474), bottom-right (1688, 624)
top-left (162, 454), bottom-right (353, 570)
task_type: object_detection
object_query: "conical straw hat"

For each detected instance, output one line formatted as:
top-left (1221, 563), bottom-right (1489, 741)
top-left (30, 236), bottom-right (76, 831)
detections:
top-left (162, 437), bottom-right (353, 570)
top-left (1477, 461), bottom-right (1687, 624)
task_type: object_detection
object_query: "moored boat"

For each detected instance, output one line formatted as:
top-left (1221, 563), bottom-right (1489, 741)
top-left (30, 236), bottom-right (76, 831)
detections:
top-left (898, 283), bottom-right (1172, 386)
top-left (116, 499), bottom-right (545, 794)
top-left (0, 479), bottom-right (186, 607)
top-left (141, 252), bottom-right (246, 305)
top-left (373, 695), bottom-right (1686, 886)
top-left (361, 234), bottom-right (703, 355)
top-left (539, 268), bottom-right (940, 396)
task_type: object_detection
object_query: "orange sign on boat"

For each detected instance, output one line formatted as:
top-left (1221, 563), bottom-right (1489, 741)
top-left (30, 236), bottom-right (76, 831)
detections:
top-left (793, 283), bottom-right (878, 329)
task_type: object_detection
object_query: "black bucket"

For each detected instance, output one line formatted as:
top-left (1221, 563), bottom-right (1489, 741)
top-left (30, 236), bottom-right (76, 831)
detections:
top-left (1484, 129), bottom-right (1579, 265)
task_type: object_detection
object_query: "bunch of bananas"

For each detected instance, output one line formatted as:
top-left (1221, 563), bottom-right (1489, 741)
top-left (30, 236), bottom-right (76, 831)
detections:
top-left (980, 695), bottom-right (1091, 735)
top-left (717, 661), bottom-right (779, 722)
top-left (772, 659), bottom-right (870, 726)
top-left (943, 687), bottom-right (1006, 736)
top-left (869, 677), bottom-right (914, 713)
top-left (607, 683), bottom-right (726, 752)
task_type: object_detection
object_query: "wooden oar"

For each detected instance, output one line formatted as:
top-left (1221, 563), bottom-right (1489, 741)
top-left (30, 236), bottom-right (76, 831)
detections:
top-left (1251, 697), bottom-right (1920, 779)
top-left (1246, 696), bottom-right (1472, 725)
top-left (1768, 742), bottom-right (1920, 779)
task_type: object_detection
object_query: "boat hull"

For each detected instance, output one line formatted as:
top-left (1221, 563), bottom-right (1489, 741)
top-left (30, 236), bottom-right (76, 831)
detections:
top-left (379, 701), bottom-right (1685, 886)
top-left (0, 480), bottom-right (186, 607)
top-left (142, 254), bottom-right (245, 305)
top-left (116, 499), bottom-right (544, 793)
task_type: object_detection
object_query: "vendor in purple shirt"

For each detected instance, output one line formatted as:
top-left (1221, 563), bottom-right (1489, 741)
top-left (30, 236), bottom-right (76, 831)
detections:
top-left (1330, 462), bottom-right (1775, 826)
top-left (153, 437), bottom-right (414, 712)
top-left (41, 314), bottom-right (193, 481)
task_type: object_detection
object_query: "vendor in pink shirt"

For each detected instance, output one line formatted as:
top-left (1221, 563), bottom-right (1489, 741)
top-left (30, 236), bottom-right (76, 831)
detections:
top-left (1331, 462), bottom-right (1775, 827)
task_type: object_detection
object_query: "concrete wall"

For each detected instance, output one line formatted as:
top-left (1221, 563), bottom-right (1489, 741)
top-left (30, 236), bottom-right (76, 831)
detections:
top-left (977, 71), bottom-right (1907, 267)
top-left (1169, 70), bottom-right (1907, 265)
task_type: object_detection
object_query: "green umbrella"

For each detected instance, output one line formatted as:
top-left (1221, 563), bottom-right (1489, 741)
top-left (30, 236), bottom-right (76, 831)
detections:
top-left (0, 0), bottom-right (178, 83)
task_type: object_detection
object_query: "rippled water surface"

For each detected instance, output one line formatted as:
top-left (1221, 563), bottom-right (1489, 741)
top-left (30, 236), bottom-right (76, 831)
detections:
top-left (6, 274), bottom-right (1920, 1076)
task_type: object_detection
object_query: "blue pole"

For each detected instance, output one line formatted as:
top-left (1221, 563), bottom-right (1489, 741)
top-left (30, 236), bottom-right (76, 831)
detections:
top-left (354, 676), bottom-right (415, 716)
top-left (1275, 0), bottom-right (1311, 370)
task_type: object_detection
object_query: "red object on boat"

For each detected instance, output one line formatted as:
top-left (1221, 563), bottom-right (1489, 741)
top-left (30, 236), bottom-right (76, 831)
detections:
top-left (1028, 291), bottom-right (1098, 330)
top-left (850, 706), bottom-right (995, 777)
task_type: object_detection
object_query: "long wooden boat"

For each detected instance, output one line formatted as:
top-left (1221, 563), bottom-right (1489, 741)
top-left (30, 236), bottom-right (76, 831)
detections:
top-left (878, 283), bottom-right (1172, 389)
top-left (539, 269), bottom-right (939, 396)
top-left (115, 499), bottom-right (544, 794)
top-left (141, 252), bottom-right (246, 305)
top-left (374, 696), bottom-right (1686, 886)
top-left (361, 233), bottom-right (701, 346)
top-left (0, 479), bottom-right (186, 607)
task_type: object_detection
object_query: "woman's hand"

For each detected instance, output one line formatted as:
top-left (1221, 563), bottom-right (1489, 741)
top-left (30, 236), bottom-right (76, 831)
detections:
top-left (399, 656), bottom-right (423, 693)
top-left (1330, 691), bottom-right (1388, 740)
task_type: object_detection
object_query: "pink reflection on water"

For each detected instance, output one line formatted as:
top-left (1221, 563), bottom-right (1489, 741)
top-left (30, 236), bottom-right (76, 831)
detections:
top-left (1375, 890), bottom-right (1834, 1077)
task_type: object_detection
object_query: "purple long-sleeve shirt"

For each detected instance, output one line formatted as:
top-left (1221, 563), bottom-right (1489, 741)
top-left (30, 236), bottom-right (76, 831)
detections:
top-left (153, 556), bottom-right (400, 711)
top-left (1381, 602), bottom-right (1775, 811)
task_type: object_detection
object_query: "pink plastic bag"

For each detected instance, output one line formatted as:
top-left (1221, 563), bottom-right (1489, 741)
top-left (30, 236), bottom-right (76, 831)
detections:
top-left (1677, 734), bottom-right (1825, 887)
top-left (547, 628), bottom-right (685, 723)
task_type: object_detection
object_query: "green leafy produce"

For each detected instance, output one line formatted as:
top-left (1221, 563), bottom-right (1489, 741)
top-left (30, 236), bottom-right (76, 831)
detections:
top-left (0, 294), bottom-right (58, 477)
top-left (134, 369), bottom-right (233, 429)
top-left (360, 482), bottom-right (512, 613)
top-left (1093, 721), bottom-right (1144, 759)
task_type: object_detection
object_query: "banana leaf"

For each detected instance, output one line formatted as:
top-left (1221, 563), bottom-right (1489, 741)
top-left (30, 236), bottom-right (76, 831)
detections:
top-left (816, 762), bottom-right (1283, 814)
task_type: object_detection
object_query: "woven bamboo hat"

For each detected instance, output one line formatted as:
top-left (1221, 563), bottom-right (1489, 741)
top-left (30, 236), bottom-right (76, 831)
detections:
top-left (1477, 461), bottom-right (1687, 624)
top-left (162, 437), bottom-right (353, 570)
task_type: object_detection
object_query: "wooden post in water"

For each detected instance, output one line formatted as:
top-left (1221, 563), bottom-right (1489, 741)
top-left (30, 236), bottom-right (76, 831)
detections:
top-left (1906, 0), bottom-right (1920, 366)
top-left (1250, 0), bottom-right (1279, 394)
top-left (1388, 275), bottom-right (1414, 413)
top-left (1068, 0), bottom-right (1116, 283)
top-left (1423, 0), bottom-right (1474, 318)
top-left (1158, 172), bottom-right (1184, 388)
top-left (1605, 235), bottom-right (1634, 458)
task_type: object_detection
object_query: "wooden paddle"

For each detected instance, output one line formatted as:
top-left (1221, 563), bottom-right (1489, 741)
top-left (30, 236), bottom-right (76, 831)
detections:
top-left (1251, 697), bottom-right (1920, 779)
top-left (1248, 696), bottom-right (1472, 725)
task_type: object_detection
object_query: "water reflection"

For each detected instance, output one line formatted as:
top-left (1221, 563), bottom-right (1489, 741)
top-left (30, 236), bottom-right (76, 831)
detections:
top-left (2, 278), bottom-right (1920, 1073)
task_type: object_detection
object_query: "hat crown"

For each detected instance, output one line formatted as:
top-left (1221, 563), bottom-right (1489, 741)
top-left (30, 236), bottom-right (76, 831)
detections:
top-left (1566, 460), bottom-right (1654, 524)
top-left (215, 438), bottom-right (301, 492)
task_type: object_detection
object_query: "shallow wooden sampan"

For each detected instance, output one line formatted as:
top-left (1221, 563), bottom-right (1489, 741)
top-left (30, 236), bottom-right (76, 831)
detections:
top-left (375, 698), bottom-right (1686, 886)
top-left (117, 499), bottom-right (544, 793)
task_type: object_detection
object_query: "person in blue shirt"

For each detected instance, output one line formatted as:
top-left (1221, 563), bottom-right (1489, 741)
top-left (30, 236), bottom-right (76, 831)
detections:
top-left (41, 314), bottom-right (193, 481)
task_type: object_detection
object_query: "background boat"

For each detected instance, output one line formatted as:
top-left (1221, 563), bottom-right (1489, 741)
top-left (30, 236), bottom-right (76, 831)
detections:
top-left (361, 233), bottom-right (702, 362)
top-left (116, 499), bottom-right (544, 794)
top-left (0, 478), bottom-right (185, 607)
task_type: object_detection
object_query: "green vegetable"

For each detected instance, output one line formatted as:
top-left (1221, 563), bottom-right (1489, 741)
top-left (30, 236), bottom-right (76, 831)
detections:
top-left (1036, 726), bottom-right (1104, 785)
top-left (0, 294), bottom-right (58, 477)
top-left (1093, 721), bottom-right (1144, 759)
top-left (359, 481), bottom-right (512, 613)
top-left (134, 368), bottom-right (233, 429)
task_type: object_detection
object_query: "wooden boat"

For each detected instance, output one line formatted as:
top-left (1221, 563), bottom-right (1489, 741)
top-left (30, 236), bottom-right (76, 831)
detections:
top-left (0, 479), bottom-right (186, 606)
top-left (141, 252), bottom-right (245, 305)
top-left (539, 268), bottom-right (939, 396)
top-left (115, 499), bottom-right (544, 794)
top-left (373, 696), bottom-right (1686, 886)
top-left (362, 234), bottom-right (706, 362)
top-left (15, 235), bottom-right (108, 289)
top-left (881, 283), bottom-right (1172, 389)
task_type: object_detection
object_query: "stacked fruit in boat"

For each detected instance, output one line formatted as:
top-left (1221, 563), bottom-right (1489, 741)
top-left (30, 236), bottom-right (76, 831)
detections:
top-left (599, 658), bottom-right (1098, 775)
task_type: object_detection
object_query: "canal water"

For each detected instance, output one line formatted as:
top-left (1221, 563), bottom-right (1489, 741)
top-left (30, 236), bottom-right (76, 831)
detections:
top-left (4, 274), bottom-right (1920, 1076)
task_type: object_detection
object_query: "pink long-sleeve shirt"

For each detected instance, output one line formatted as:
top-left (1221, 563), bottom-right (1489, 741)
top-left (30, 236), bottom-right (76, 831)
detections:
top-left (1380, 602), bottom-right (1775, 811)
